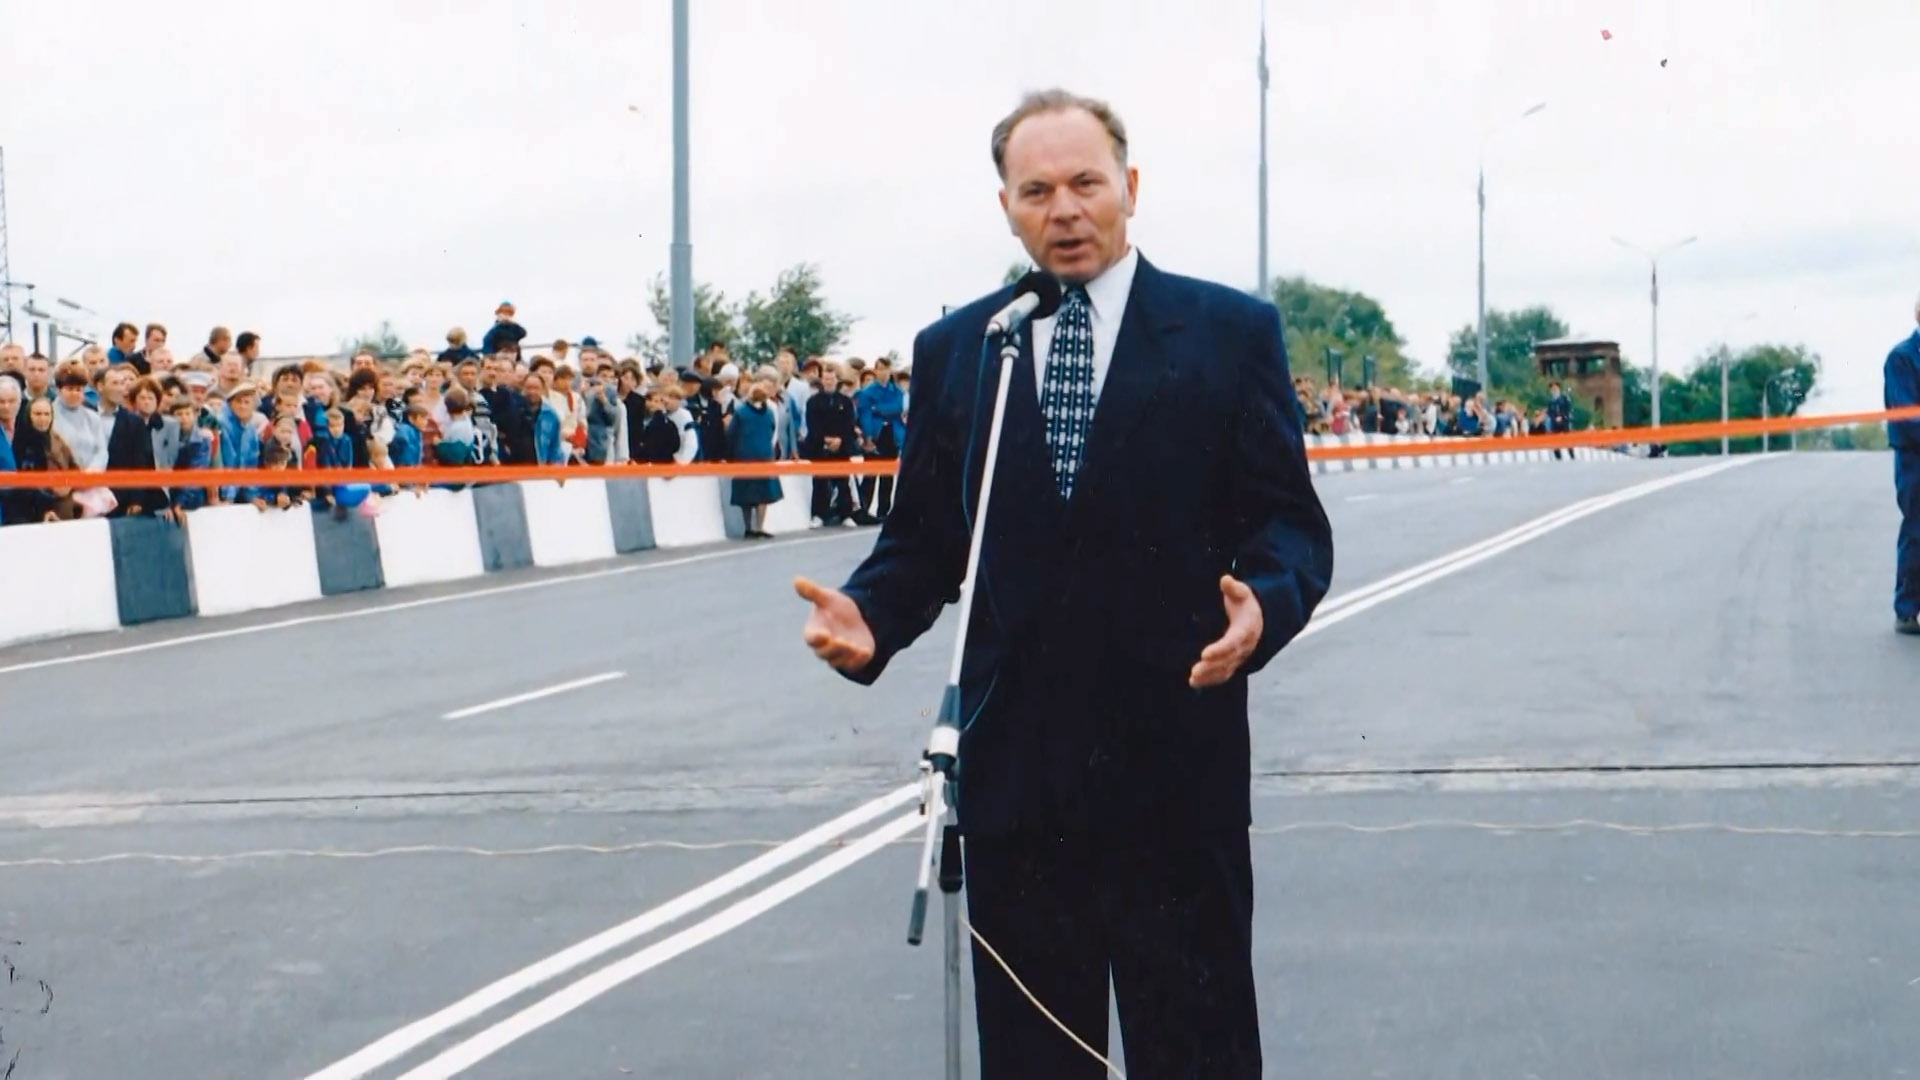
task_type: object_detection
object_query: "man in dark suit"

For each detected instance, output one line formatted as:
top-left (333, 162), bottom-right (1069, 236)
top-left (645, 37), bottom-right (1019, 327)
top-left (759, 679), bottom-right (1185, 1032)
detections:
top-left (1885, 292), bottom-right (1920, 634)
top-left (796, 88), bottom-right (1333, 1077)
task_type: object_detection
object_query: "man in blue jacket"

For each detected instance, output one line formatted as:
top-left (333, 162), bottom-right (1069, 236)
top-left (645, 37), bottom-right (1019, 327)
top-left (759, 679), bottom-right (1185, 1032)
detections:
top-left (854, 357), bottom-right (906, 521)
top-left (1885, 292), bottom-right (1920, 634)
top-left (796, 89), bottom-right (1332, 1077)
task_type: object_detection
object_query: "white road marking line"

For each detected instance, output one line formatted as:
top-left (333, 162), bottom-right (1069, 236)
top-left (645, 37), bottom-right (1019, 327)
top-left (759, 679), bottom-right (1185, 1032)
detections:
top-left (441, 672), bottom-right (626, 720)
top-left (1309, 458), bottom-right (1757, 620)
top-left (1345, 493), bottom-right (1379, 502)
top-left (0, 531), bottom-right (868, 677)
top-left (392, 810), bottom-right (927, 1080)
top-left (1298, 457), bottom-right (1759, 642)
top-left (317, 456), bottom-right (1768, 1078)
top-left (298, 781), bottom-right (920, 1080)
top-left (1450, 475), bottom-right (1476, 485)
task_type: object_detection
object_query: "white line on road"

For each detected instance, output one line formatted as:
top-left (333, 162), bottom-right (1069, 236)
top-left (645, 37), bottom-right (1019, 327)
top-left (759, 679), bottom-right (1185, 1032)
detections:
top-left (391, 810), bottom-right (927, 1080)
top-left (299, 781), bottom-right (920, 1080)
top-left (0, 531), bottom-right (870, 678)
top-left (1450, 475), bottom-right (1476, 485)
top-left (312, 456), bottom-right (1766, 1078)
top-left (1297, 457), bottom-right (1759, 641)
top-left (1345, 493), bottom-right (1379, 502)
top-left (441, 672), bottom-right (626, 720)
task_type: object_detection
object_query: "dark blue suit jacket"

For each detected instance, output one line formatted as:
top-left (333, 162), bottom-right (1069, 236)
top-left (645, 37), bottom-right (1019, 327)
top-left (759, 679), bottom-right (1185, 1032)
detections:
top-left (1886, 329), bottom-right (1920, 454)
top-left (840, 256), bottom-right (1334, 837)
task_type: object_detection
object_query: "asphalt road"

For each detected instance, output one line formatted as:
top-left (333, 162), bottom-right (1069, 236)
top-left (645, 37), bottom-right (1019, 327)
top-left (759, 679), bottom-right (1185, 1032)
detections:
top-left (2, 451), bottom-right (1915, 1079)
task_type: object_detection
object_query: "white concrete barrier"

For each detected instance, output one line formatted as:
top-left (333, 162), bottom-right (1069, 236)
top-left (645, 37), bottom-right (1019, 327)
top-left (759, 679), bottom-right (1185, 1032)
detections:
top-left (520, 478), bottom-right (617, 567)
top-left (374, 487), bottom-right (486, 588)
top-left (762, 474), bottom-right (815, 535)
top-left (186, 504), bottom-right (323, 617)
top-left (648, 476), bottom-right (727, 548)
top-left (0, 519), bottom-right (121, 647)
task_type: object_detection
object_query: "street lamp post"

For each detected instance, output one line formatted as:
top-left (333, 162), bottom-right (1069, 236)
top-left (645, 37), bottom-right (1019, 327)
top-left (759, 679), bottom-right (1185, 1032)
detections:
top-left (1612, 235), bottom-right (1697, 428)
top-left (1718, 310), bottom-right (1758, 456)
top-left (1476, 102), bottom-right (1546, 402)
top-left (668, 0), bottom-right (694, 371)
top-left (1256, 0), bottom-right (1269, 298)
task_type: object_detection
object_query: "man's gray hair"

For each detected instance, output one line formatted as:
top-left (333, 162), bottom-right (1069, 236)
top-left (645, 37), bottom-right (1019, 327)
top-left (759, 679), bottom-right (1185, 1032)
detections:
top-left (990, 88), bottom-right (1129, 181)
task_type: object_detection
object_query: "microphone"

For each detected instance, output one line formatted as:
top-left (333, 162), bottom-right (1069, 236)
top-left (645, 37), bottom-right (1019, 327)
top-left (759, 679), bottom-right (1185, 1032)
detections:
top-left (985, 270), bottom-right (1063, 336)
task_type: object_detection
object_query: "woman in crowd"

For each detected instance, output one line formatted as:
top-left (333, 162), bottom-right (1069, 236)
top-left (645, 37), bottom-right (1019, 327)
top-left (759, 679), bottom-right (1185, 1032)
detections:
top-left (8, 398), bottom-right (80, 522)
top-left (728, 374), bottom-right (783, 540)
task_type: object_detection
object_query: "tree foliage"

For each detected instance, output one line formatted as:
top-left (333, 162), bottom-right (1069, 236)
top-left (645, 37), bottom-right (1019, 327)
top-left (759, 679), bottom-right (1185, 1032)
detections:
top-left (1653, 342), bottom-right (1821, 455)
top-left (341, 320), bottom-right (408, 360)
top-left (630, 263), bottom-right (855, 369)
top-left (1003, 262), bottom-right (1029, 287)
top-left (735, 264), bottom-right (857, 368)
top-left (1266, 276), bottom-right (1415, 389)
top-left (1444, 306), bottom-right (1570, 406)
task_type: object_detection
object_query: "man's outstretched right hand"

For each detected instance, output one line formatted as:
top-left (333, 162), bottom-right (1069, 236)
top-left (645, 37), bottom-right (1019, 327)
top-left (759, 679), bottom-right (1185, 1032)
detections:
top-left (795, 576), bottom-right (876, 675)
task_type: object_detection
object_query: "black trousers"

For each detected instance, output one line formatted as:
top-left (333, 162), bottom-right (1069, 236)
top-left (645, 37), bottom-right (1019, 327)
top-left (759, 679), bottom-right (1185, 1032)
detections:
top-left (964, 828), bottom-right (1261, 1079)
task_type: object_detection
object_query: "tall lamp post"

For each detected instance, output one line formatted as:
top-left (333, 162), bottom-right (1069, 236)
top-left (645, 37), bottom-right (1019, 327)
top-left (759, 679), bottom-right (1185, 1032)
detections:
top-left (1475, 101), bottom-right (1546, 401)
top-left (1611, 234), bottom-right (1697, 428)
top-left (668, 0), bottom-right (694, 371)
top-left (1717, 310), bottom-right (1759, 456)
top-left (1256, 0), bottom-right (1269, 297)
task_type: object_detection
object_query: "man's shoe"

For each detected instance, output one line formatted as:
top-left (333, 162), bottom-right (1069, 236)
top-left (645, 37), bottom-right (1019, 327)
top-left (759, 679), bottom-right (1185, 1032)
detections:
top-left (1897, 616), bottom-right (1920, 636)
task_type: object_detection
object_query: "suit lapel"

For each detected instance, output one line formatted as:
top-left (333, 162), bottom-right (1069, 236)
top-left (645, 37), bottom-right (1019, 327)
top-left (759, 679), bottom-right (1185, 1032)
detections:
top-left (1078, 258), bottom-right (1181, 495)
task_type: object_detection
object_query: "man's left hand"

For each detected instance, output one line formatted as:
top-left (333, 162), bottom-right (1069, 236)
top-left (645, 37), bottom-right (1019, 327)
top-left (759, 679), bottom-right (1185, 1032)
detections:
top-left (1189, 575), bottom-right (1263, 689)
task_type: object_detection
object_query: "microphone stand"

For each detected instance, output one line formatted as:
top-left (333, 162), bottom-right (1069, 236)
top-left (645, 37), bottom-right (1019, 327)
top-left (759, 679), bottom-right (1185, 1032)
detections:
top-left (907, 318), bottom-right (1026, 1080)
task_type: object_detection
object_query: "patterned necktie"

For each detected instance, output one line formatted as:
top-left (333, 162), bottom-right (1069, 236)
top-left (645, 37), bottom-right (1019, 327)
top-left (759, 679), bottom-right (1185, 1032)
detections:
top-left (1040, 285), bottom-right (1096, 497)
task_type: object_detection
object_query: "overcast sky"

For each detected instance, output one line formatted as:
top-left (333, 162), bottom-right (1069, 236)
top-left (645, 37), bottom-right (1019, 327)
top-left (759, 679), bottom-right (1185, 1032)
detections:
top-left (2, 0), bottom-right (1915, 412)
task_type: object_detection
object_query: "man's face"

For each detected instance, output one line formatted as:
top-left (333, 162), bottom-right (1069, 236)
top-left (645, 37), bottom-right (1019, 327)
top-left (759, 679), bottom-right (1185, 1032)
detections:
top-left (229, 392), bottom-right (258, 423)
top-left (22, 357), bottom-right (46, 391)
top-left (275, 372), bottom-right (302, 400)
top-left (776, 351), bottom-right (795, 377)
top-left (219, 355), bottom-right (244, 383)
top-left (0, 382), bottom-right (20, 421)
top-left (0, 344), bottom-right (24, 371)
top-left (241, 338), bottom-right (260, 360)
top-left (84, 347), bottom-right (108, 374)
top-left (998, 107), bottom-right (1138, 285)
top-left (522, 374), bottom-right (545, 403)
top-left (104, 368), bottom-right (133, 405)
top-left (456, 364), bottom-right (480, 391)
top-left (352, 352), bottom-right (377, 375)
top-left (145, 327), bottom-right (166, 352)
top-left (149, 347), bottom-right (174, 372)
top-left (212, 332), bottom-right (232, 354)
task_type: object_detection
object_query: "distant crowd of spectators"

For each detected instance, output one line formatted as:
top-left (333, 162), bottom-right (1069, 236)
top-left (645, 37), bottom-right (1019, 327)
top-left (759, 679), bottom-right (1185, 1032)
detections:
top-left (1293, 376), bottom-right (1583, 440)
top-left (0, 301), bottom-right (912, 536)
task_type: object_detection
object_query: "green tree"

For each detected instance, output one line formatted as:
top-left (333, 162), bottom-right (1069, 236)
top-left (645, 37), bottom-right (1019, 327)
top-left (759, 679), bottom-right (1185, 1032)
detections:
top-left (629, 274), bottom-right (741, 365)
top-left (734, 263), bottom-right (857, 368)
top-left (1444, 306), bottom-right (1570, 406)
top-left (1003, 262), bottom-right (1030, 287)
top-left (341, 320), bottom-right (407, 360)
top-left (1266, 276), bottom-right (1415, 389)
top-left (1651, 342), bottom-right (1821, 455)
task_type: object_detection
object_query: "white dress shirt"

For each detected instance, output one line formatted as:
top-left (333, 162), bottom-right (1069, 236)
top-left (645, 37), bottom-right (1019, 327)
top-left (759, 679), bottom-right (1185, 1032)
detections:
top-left (1030, 244), bottom-right (1139, 404)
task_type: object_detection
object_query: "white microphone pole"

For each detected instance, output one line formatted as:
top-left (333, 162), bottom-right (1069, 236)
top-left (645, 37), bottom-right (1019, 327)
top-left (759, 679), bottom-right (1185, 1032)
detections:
top-left (906, 273), bottom-right (1056, 1080)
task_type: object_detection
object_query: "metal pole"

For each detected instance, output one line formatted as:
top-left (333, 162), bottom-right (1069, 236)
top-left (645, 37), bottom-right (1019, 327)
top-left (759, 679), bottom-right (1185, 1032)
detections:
top-left (1475, 168), bottom-right (1489, 401)
top-left (1728, 349), bottom-right (1743, 453)
top-left (1650, 260), bottom-right (1660, 428)
top-left (1256, 2), bottom-right (1269, 297)
top-left (669, 0), bottom-right (694, 371)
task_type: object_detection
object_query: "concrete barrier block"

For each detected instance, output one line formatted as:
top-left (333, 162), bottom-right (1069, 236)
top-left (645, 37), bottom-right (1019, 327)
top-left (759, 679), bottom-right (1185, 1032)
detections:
top-left (605, 479), bottom-right (656, 553)
top-left (374, 487), bottom-right (486, 588)
top-left (520, 478), bottom-right (617, 567)
top-left (109, 515), bottom-right (195, 626)
top-left (185, 504), bottom-right (323, 617)
top-left (0, 519), bottom-right (122, 647)
top-left (647, 476), bottom-right (726, 548)
top-left (311, 505), bottom-right (385, 596)
top-left (718, 480), bottom-right (748, 540)
top-left (763, 475), bottom-right (814, 535)
top-left (471, 483), bottom-right (533, 573)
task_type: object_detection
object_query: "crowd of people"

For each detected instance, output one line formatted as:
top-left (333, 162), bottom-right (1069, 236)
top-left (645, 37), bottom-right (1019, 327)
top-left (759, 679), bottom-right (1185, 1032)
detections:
top-left (0, 301), bottom-right (912, 534)
top-left (1293, 375), bottom-right (1581, 440)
